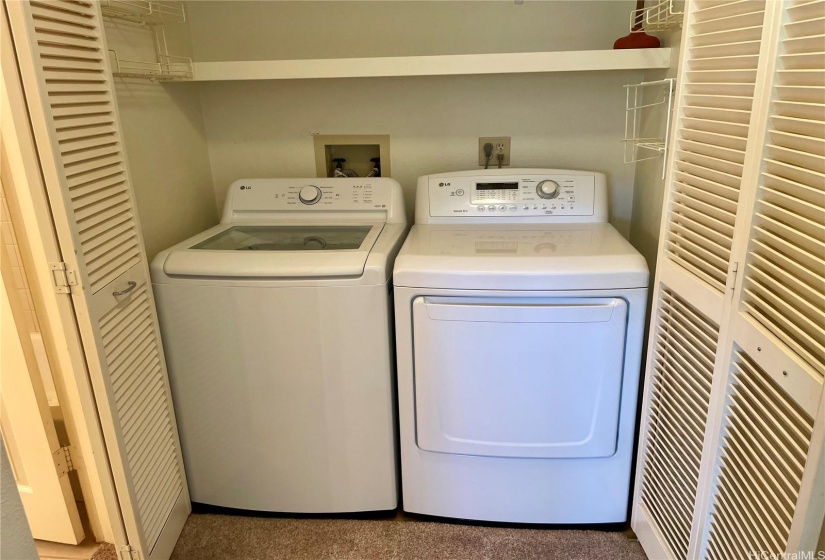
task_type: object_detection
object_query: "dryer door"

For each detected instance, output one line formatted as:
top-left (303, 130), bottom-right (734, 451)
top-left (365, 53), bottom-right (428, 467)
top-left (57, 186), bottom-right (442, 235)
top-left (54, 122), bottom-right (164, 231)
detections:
top-left (412, 296), bottom-right (628, 458)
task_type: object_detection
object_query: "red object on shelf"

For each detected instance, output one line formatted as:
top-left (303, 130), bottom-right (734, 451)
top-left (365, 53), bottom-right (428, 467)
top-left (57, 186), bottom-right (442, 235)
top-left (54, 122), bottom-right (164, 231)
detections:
top-left (614, 0), bottom-right (661, 49)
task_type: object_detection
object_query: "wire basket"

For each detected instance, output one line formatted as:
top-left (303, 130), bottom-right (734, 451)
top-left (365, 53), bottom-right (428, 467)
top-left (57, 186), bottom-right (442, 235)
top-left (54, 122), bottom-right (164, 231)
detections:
top-left (100, 0), bottom-right (185, 25)
top-left (630, 0), bottom-right (684, 32)
top-left (109, 50), bottom-right (193, 80)
top-left (623, 78), bottom-right (676, 178)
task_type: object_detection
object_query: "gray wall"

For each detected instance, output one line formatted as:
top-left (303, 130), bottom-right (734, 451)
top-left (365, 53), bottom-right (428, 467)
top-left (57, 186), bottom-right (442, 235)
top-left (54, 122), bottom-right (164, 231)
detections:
top-left (1, 439), bottom-right (38, 560)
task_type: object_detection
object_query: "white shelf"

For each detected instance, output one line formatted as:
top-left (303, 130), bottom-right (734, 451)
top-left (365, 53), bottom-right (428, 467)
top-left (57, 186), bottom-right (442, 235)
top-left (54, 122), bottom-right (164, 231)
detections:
top-left (190, 49), bottom-right (671, 82)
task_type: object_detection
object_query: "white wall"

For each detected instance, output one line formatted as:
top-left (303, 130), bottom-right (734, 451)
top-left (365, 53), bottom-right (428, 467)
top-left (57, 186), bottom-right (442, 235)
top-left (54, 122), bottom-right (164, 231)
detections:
top-left (185, 0), bottom-right (644, 236)
top-left (105, 19), bottom-right (218, 260)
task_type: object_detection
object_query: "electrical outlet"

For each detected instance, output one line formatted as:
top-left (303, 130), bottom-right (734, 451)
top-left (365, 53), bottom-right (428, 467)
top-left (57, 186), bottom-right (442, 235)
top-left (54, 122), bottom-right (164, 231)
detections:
top-left (478, 136), bottom-right (511, 167)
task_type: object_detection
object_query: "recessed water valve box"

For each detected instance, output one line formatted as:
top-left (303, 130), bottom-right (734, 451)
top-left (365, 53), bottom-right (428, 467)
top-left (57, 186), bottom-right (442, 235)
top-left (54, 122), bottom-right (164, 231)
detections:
top-left (313, 134), bottom-right (391, 178)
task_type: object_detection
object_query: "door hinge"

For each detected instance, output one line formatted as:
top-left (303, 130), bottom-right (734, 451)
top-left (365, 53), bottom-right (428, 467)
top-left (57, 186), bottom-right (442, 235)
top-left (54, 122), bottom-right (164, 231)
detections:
top-left (49, 262), bottom-right (78, 294)
top-left (728, 261), bottom-right (739, 296)
top-left (53, 445), bottom-right (75, 476)
top-left (119, 545), bottom-right (141, 560)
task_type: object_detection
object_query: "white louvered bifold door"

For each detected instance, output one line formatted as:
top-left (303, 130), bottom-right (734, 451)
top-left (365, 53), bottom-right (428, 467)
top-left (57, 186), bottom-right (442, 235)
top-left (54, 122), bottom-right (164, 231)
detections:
top-left (633, 1), bottom-right (825, 559)
top-left (5, 2), bottom-right (190, 559)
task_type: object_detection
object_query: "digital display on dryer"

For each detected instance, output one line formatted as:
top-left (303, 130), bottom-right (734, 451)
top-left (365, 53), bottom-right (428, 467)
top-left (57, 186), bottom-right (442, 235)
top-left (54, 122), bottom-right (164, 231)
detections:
top-left (476, 182), bottom-right (519, 190)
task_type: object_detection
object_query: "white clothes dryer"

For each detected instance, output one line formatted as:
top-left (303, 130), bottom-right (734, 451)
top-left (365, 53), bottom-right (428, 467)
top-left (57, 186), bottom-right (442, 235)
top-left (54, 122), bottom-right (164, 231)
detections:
top-left (151, 178), bottom-right (407, 513)
top-left (393, 169), bottom-right (648, 523)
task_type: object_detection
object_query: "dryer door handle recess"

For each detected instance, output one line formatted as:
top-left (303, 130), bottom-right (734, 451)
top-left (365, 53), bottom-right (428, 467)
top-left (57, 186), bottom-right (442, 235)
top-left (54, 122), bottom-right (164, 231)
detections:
top-left (422, 298), bottom-right (620, 324)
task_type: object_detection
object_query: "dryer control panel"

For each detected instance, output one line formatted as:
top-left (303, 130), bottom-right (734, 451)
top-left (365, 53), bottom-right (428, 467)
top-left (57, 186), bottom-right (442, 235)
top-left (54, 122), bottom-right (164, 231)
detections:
top-left (418, 170), bottom-right (608, 224)
top-left (431, 174), bottom-right (594, 216)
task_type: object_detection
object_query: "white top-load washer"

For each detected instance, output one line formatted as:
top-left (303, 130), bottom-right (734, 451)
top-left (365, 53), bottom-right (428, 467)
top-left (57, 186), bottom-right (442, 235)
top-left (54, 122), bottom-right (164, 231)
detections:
top-left (151, 178), bottom-right (406, 513)
top-left (393, 169), bottom-right (649, 524)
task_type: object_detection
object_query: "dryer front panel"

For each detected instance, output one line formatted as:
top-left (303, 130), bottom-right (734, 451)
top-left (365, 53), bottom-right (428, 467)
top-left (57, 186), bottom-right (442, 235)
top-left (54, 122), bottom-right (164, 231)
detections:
top-left (412, 296), bottom-right (628, 459)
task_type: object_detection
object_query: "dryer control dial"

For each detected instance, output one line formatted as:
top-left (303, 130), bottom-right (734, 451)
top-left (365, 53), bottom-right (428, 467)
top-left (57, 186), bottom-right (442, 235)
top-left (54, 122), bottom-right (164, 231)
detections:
top-left (299, 185), bottom-right (322, 205)
top-left (536, 180), bottom-right (561, 199)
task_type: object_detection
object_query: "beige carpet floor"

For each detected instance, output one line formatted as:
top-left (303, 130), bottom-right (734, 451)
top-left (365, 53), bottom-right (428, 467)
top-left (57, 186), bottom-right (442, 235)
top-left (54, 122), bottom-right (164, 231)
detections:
top-left (170, 514), bottom-right (648, 560)
top-left (90, 543), bottom-right (117, 560)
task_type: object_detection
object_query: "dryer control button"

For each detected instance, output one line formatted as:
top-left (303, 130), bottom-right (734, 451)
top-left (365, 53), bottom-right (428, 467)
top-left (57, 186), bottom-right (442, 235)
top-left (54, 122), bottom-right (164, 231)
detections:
top-left (299, 185), bottom-right (322, 205)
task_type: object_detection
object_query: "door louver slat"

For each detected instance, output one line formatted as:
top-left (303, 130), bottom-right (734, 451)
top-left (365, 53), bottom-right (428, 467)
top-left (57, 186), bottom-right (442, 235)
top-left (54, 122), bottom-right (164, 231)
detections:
top-left (52, 102), bottom-right (112, 118)
top-left (704, 351), bottom-right (814, 558)
top-left (30, 4), bottom-right (95, 28)
top-left (639, 289), bottom-right (719, 560)
top-left (55, 114), bottom-right (115, 131)
top-left (64, 153), bottom-right (122, 177)
top-left (61, 143), bottom-right (119, 165)
top-left (59, 135), bottom-right (118, 156)
top-left (38, 44), bottom-right (102, 61)
top-left (31, 0), bottom-right (94, 22)
top-left (678, 139), bottom-right (746, 162)
top-left (683, 119), bottom-right (749, 146)
top-left (70, 181), bottom-right (127, 211)
top-left (681, 116), bottom-right (750, 136)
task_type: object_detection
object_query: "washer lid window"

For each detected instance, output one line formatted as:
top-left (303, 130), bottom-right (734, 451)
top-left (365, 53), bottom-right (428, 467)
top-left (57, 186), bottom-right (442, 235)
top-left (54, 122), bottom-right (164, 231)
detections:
top-left (192, 225), bottom-right (373, 252)
top-left (162, 223), bottom-right (384, 279)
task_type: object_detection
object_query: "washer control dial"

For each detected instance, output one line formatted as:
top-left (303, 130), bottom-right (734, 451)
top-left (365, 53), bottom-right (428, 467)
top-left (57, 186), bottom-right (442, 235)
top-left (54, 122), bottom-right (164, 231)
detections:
top-left (299, 185), bottom-right (322, 205)
top-left (536, 180), bottom-right (561, 199)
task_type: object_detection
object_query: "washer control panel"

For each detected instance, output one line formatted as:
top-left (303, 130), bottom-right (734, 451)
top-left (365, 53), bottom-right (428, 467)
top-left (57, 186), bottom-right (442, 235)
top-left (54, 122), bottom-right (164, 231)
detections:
top-left (228, 179), bottom-right (390, 211)
top-left (429, 173), bottom-right (596, 218)
top-left (222, 177), bottom-right (406, 224)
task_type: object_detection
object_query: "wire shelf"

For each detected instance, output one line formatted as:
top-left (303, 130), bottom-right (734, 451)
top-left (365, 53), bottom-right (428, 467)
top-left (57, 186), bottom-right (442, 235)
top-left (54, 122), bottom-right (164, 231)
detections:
top-left (623, 78), bottom-right (675, 177)
top-left (109, 51), bottom-right (193, 81)
top-left (105, 9), bottom-right (193, 83)
top-left (100, 0), bottom-right (185, 25)
top-left (630, 0), bottom-right (683, 32)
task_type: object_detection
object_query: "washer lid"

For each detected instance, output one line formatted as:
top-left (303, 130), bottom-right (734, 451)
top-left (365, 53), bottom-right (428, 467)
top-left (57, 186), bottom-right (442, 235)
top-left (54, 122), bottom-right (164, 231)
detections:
top-left (162, 223), bottom-right (383, 278)
top-left (393, 224), bottom-right (649, 290)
